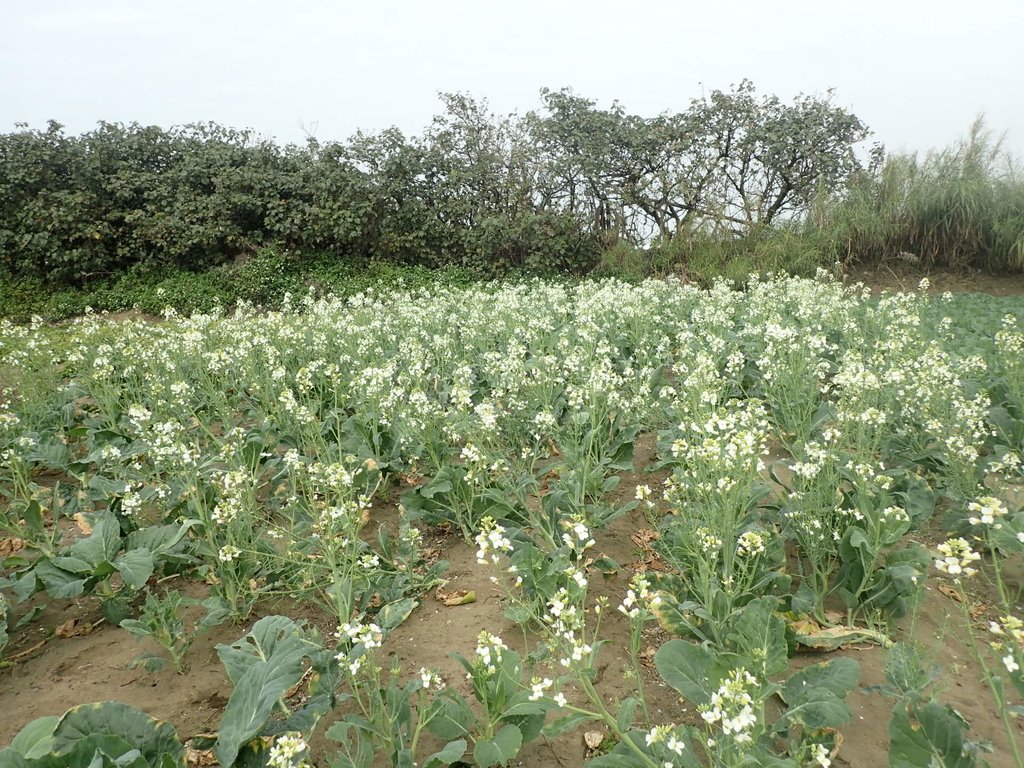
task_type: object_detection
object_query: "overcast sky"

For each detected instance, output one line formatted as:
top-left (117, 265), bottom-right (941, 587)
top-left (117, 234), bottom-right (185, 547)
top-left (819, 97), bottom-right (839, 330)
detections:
top-left (2, 0), bottom-right (1022, 158)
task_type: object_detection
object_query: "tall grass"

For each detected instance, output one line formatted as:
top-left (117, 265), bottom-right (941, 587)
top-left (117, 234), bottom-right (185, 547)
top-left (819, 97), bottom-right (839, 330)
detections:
top-left (811, 119), bottom-right (1024, 272)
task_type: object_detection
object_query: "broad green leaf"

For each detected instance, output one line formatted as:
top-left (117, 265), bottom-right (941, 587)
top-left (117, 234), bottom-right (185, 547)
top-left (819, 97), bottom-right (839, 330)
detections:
top-left (654, 639), bottom-right (723, 707)
top-left (422, 739), bottom-right (467, 767)
top-left (124, 522), bottom-right (194, 557)
top-left (50, 702), bottom-right (184, 767)
top-left (500, 700), bottom-right (548, 717)
top-left (68, 512), bottom-right (122, 566)
top-left (725, 597), bottom-right (787, 677)
top-left (8, 715), bottom-right (59, 759)
top-left (114, 549), bottom-right (154, 590)
top-left (425, 693), bottom-right (475, 741)
top-left (889, 701), bottom-right (976, 768)
top-left (378, 597), bottom-right (416, 632)
top-left (33, 561), bottom-right (88, 599)
top-left (11, 569), bottom-right (38, 603)
top-left (214, 653), bottom-right (307, 767)
top-left (214, 617), bottom-right (314, 767)
top-left (615, 697), bottom-right (639, 733)
top-left (473, 724), bottom-right (522, 768)
top-left (217, 615), bottom-right (309, 685)
top-left (789, 581), bottom-right (817, 614)
top-left (542, 711), bottom-right (599, 738)
top-left (0, 748), bottom-right (33, 768)
top-left (774, 688), bottom-right (853, 732)
top-left (48, 557), bottom-right (94, 575)
top-left (100, 596), bottom-right (134, 627)
top-left (781, 657), bottom-right (859, 704)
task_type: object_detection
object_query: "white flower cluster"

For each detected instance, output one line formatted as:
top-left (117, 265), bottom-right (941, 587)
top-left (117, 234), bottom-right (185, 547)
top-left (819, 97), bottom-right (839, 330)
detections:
top-left (561, 514), bottom-right (596, 553)
top-left (543, 587), bottom-right (593, 669)
top-left (267, 733), bottom-right (310, 768)
top-left (736, 530), bottom-right (767, 558)
top-left (418, 667), bottom-right (444, 690)
top-left (644, 723), bottom-right (686, 758)
top-left (934, 537), bottom-right (981, 580)
top-left (475, 516), bottom-right (513, 565)
top-left (474, 631), bottom-right (509, 675)
top-left (989, 615), bottom-right (1023, 675)
top-left (336, 620), bottom-right (383, 650)
top-left (967, 496), bottom-right (1008, 528)
top-left (528, 676), bottom-right (554, 701)
top-left (699, 668), bottom-right (759, 744)
top-left (695, 527), bottom-right (723, 555)
top-left (334, 619), bottom-right (384, 675)
top-left (212, 469), bottom-right (250, 525)
top-left (618, 574), bottom-right (662, 619)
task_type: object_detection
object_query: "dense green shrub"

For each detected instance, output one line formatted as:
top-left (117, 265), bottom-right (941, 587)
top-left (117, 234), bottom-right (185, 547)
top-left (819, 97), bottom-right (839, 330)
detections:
top-left (0, 84), bottom-right (872, 288)
top-left (2, 94), bottom-right (1020, 310)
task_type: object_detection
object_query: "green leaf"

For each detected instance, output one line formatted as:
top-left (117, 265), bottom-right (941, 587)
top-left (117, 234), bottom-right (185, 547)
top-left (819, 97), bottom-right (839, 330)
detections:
top-left (789, 581), bottom-right (817, 615)
top-left (889, 700), bottom-right (977, 768)
top-left (48, 557), bottom-right (94, 575)
top-left (895, 473), bottom-right (936, 526)
top-left (503, 604), bottom-right (532, 625)
top-left (198, 596), bottom-right (230, 630)
top-left (377, 597), bottom-right (416, 632)
top-left (114, 549), bottom-right (154, 590)
top-left (214, 617), bottom-right (313, 767)
top-left (124, 522), bottom-right (194, 557)
top-left (615, 697), bottom-right (639, 733)
top-left (425, 692), bottom-right (475, 741)
top-left (725, 597), bottom-right (787, 677)
top-left (775, 658), bottom-right (859, 733)
top-left (0, 748), bottom-right (33, 768)
top-left (542, 711), bottom-right (599, 738)
top-left (11, 569), bottom-right (39, 603)
top-left (33, 561), bottom-right (88, 599)
top-left (8, 716), bottom-right (59, 759)
top-left (422, 739), bottom-right (467, 767)
top-left (100, 596), bottom-right (134, 627)
top-left (68, 512), bottom-right (122, 566)
top-left (775, 689), bottom-right (853, 733)
top-left (50, 702), bottom-right (184, 767)
top-left (500, 700), bottom-right (548, 718)
top-left (591, 555), bottom-right (620, 575)
top-left (654, 639), bottom-right (724, 707)
top-left (883, 643), bottom-right (942, 698)
top-left (781, 657), bottom-right (860, 704)
top-left (14, 605), bottom-right (44, 630)
top-left (473, 724), bottom-right (522, 768)
top-left (217, 615), bottom-right (309, 685)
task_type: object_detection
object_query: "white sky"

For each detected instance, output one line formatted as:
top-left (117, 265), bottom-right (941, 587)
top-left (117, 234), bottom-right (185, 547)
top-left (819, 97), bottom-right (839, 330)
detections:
top-left (2, 0), bottom-right (1022, 157)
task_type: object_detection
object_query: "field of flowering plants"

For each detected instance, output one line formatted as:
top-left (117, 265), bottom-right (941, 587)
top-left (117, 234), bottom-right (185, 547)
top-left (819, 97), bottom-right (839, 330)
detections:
top-left (1, 273), bottom-right (1023, 768)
